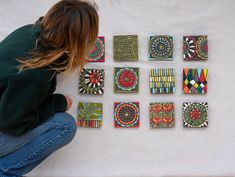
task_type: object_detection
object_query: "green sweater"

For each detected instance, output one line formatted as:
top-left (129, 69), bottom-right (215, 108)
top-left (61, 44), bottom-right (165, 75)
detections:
top-left (0, 24), bottom-right (67, 136)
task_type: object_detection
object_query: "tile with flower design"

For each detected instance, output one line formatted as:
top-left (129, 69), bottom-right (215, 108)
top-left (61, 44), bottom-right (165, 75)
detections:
top-left (149, 35), bottom-right (173, 61)
top-left (150, 102), bottom-right (175, 128)
top-left (183, 102), bottom-right (208, 128)
top-left (114, 67), bottom-right (139, 93)
top-left (79, 68), bottom-right (105, 95)
top-left (114, 102), bottom-right (140, 128)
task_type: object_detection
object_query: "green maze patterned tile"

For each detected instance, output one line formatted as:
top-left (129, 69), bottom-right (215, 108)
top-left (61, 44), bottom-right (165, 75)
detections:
top-left (113, 35), bottom-right (138, 61)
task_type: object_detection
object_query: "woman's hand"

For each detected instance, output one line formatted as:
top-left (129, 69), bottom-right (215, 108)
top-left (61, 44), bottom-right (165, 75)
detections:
top-left (65, 96), bottom-right (73, 111)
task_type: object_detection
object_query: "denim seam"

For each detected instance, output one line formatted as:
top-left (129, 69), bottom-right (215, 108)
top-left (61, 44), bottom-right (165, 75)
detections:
top-left (0, 123), bottom-right (68, 159)
top-left (0, 122), bottom-right (67, 150)
top-left (11, 125), bottom-right (70, 170)
top-left (0, 169), bottom-right (17, 177)
top-left (43, 121), bottom-right (69, 129)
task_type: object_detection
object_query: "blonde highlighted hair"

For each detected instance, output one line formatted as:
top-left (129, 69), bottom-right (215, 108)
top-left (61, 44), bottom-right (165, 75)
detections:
top-left (18, 0), bottom-right (99, 74)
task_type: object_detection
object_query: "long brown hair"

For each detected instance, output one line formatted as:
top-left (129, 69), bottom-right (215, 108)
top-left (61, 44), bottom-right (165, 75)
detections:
top-left (18, 0), bottom-right (99, 74)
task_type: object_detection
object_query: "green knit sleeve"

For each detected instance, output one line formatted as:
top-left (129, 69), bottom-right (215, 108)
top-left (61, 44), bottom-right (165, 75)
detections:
top-left (0, 70), bottom-right (67, 136)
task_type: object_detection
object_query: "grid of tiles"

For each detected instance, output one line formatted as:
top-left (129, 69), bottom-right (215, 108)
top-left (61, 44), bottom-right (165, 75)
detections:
top-left (77, 34), bottom-right (209, 128)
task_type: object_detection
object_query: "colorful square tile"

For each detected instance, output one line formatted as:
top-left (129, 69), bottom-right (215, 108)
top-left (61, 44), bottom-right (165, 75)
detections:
top-left (150, 68), bottom-right (175, 94)
top-left (77, 102), bottom-right (103, 128)
top-left (183, 35), bottom-right (208, 61)
top-left (79, 68), bottom-right (105, 95)
top-left (183, 102), bottom-right (208, 128)
top-left (149, 35), bottom-right (173, 61)
top-left (86, 36), bottom-right (105, 62)
top-left (150, 102), bottom-right (175, 128)
top-left (183, 68), bottom-right (208, 94)
top-left (114, 67), bottom-right (139, 93)
top-left (114, 102), bottom-right (140, 128)
top-left (113, 35), bottom-right (138, 61)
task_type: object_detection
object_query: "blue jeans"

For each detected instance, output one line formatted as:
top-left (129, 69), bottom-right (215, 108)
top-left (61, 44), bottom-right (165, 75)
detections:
top-left (0, 112), bottom-right (77, 177)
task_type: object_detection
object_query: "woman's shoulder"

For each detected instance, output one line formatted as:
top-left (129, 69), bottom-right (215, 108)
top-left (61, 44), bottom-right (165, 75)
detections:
top-left (0, 24), bottom-right (43, 80)
top-left (0, 24), bottom-right (40, 47)
top-left (10, 24), bottom-right (34, 33)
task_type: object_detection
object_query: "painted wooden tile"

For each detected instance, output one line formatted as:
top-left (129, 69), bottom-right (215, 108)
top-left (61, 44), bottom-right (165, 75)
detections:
top-left (183, 68), bottom-right (208, 94)
top-left (150, 68), bottom-right (175, 94)
top-left (150, 102), bottom-right (175, 128)
top-left (114, 102), bottom-right (140, 128)
top-left (79, 68), bottom-right (105, 95)
top-left (183, 102), bottom-right (208, 128)
top-left (183, 35), bottom-right (208, 61)
top-left (77, 102), bottom-right (103, 128)
top-left (86, 36), bottom-right (105, 62)
top-left (113, 35), bottom-right (138, 61)
top-left (149, 35), bottom-right (173, 61)
top-left (114, 67), bottom-right (139, 93)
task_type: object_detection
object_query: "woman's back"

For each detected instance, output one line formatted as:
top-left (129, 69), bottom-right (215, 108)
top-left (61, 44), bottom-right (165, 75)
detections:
top-left (0, 24), bottom-right (66, 136)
